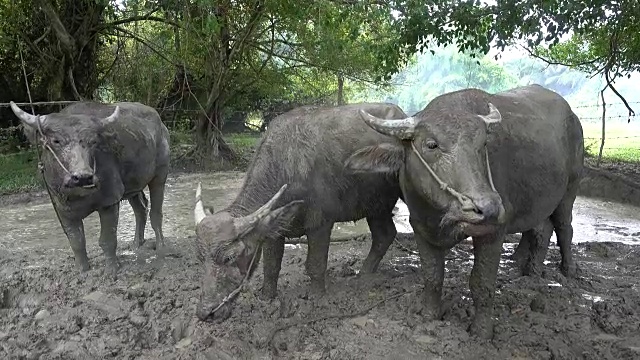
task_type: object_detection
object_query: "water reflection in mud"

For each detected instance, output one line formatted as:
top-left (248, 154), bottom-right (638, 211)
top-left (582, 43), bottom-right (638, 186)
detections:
top-left (391, 198), bottom-right (640, 245)
top-left (2, 171), bottom-right (640, 260)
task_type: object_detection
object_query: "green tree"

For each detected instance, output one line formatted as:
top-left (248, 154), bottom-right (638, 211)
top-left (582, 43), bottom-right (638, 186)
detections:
top-left (372, 0), bottom-right (639, 113)
top-left (105, 0), bottom-right (403, 161)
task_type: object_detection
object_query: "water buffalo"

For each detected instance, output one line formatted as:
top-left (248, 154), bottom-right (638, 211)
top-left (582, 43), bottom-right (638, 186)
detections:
top-left (193, 103), bottom-right (407, 321)
top-left (345, 84), bottom-right (584, 339)
top-left (9, 101), bottom-right (170, 277)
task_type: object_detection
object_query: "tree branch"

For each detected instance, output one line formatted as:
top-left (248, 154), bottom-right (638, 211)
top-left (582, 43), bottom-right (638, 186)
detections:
top-left (226, 1), bottom-right (266, 66)
top-left (518, 44), bottom-right (603, 68)
top-left (18, 32), bottom-right (57, 62)
top-left (67, 67), bottom-right (83, 100)
top-left (205, 0), bottom-right (267, 116)
top-left (228, 17), bottom-right (277, 99)
top-left (100, 13), bottom-right (181, 30)
top-left (605, 70), bottom-right (635, 120)
top-left (111, 26), bottom-right (178, 66)
top-left (39, 0), bottom-right (75, 53)
top-left (603, 33), bottom-right (635, 120)
top-left (33, 26), bottom-right (51, 45)
top-left (249, 43), bottom-right (384, 85)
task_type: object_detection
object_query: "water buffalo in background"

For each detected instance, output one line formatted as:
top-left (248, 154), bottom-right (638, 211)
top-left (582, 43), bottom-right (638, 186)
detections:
top-left (345, 84), bottom-right (584, 339)
top-left (9, 101), bottom-right (170, 278)
top-left (193, 103), bottom-right (407, 321)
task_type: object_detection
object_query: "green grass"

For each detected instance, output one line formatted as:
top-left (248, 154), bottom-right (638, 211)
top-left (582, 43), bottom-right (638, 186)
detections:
top-left (582, 121), bottom-right (640, 163)
top-left (0, 150), bottom-right (43, 195)
top-left (225, 132), bottom-right (261, 152)
top-left (0, 132), bottom-right (262, 196)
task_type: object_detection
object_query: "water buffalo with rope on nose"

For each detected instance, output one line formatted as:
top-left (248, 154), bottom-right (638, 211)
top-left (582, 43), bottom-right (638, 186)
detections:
top-left (193, 103), bottom-right (407, 321)
top-left (344, 84), bottom-right (584, 339)
top-left (9, 101), bottom-right (170, 278)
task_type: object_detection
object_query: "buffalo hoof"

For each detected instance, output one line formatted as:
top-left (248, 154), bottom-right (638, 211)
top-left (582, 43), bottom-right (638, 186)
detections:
top-left (420, 304), bottom-right (448, 321)
top-left (260, 285), bottom-right (278, 300)
top-left (307, 281), bottom-right (327, 299)
top-left (408, 297), bottom-right (447, 320)
top-left (76, 260), bottom-right (91, 272)
top-left (74, 257), bottom-right (91, 272)
top-left (104, 259), bottom-right (120, 280)
top-left (359, 262), bottom-right (379, 274)
top-left (468, 316), bottom-right (494, 340)
top-left (560, 262), bottom-right (578, 278)
top-left (522, 260), bottom-right (543, 277)
top-left (136, 237), bottom-right (146, 248)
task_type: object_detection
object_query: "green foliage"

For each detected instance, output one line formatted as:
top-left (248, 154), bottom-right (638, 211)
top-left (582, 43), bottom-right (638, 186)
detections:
top-left (354, 46), bottom-right (519, 113)
top-left (533, 1), bottom-right (640, 78)
top-left (354, 43), bottom-right (640, 130)
top-left (98, 0), bottom-right (402, 133)
top-left (373, 0), bottom-right (640, 84)
top-left (0, 151), bottom-right (42, 195)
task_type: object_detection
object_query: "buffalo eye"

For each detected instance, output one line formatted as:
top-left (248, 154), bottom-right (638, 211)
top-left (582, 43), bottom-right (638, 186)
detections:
top-left (425, 140), bottom-right (438, 150)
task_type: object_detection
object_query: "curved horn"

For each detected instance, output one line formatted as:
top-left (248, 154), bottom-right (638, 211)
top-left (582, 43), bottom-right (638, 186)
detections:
top-left (194, 182), bottom-right (206, 226)
top-left (478, 103), bottom-right (502, 124)
top-left (254, 183), bottom-right (288, 218)
top-left (102, 106), bottom-right (120, 125)
top-left (9, 101), bottom-right (43, 128)
top-left (233, 183), bottom-right (290, 233)
top-left (359, 109), bottom-right (416, 140)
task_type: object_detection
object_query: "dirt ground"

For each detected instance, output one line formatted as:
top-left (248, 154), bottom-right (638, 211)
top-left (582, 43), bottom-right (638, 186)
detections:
top-left (1, 162), bottom-right (640, 360)
top-left (2, 231), bottom-right (640, 359)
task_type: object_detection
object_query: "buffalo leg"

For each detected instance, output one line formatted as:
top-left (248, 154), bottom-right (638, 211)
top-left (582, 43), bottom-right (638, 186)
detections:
top-left (551, 184), bottom-right (579, 277)
top-left (262, 236), bottom-right (285, 299)
top-left (511, 233), bottom-right (530, 269)
top-left (468, 230), bottom-right (505, 340)
top-left (98, 203), bottom-right (120, 278)
top-left (522, 219), bottom-right (553, 276)
top-left (361, 214), bottom-right (397, 273)
top-left (411, 218), bottom-right (446, 320)
top-left (128, 191), bottom-right (148, 248)
top-left (305, 223), bottom-right (332, 295)
top-left (59, 216), bottom-right (90, 271)
top-left (148, 174), bottom-right (167, 255)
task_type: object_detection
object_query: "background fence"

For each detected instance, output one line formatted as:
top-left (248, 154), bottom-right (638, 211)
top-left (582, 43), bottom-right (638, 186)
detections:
top-left (1, 100), bottom-right (640, 160)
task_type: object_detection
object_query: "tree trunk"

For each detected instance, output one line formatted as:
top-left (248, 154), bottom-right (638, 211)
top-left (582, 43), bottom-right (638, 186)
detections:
top-left (41, 0), bottom-right (104, 100)
top-left (337, 74), bottom-right (345, 105)
top-left (195, 100), bottom-right (235, 164)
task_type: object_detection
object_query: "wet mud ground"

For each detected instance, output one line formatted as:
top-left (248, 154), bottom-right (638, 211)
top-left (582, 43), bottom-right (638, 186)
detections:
top-left (2, 172), bottom-right (640, 359)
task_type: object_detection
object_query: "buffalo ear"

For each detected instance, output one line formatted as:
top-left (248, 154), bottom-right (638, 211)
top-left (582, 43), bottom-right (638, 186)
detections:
top-left (344, 143), bottom-right (404, 175)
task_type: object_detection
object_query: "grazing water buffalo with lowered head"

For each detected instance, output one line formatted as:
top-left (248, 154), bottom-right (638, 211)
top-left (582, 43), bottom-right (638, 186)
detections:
top-left (193, 103), bottom-right (407, 321)
top-left (9, 101), bottom-right (170, 277)
top-left (345, 84), bottom-right (584, 339)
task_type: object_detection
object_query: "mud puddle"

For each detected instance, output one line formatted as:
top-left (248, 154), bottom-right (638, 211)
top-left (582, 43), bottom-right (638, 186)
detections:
top-left (392, 196), bottom-right (640, 245)
top-left (1, 171), bottom-right (640, 359)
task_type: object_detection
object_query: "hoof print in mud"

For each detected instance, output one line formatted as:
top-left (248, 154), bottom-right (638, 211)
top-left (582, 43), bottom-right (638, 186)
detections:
top-left (468, 320), bottom-right (495, 340)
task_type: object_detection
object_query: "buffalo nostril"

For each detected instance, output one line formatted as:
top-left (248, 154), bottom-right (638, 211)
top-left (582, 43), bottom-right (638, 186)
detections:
top-left (67, 173), bottom-right (94, 187)
top-left (473, 199), bottom-right (501, 220)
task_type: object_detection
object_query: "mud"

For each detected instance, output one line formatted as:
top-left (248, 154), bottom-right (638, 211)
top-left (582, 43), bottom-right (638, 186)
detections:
top-left (2, 172), bottom-right (640, 359)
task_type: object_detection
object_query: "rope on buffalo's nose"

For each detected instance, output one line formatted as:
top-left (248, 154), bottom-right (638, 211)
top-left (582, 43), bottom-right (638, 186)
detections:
top-left (410, 142), bottom-right (496, 212)
top-left (35, 115), bottom-right (71, 175)
top-left (208, 243), bottom-right (261, 316)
